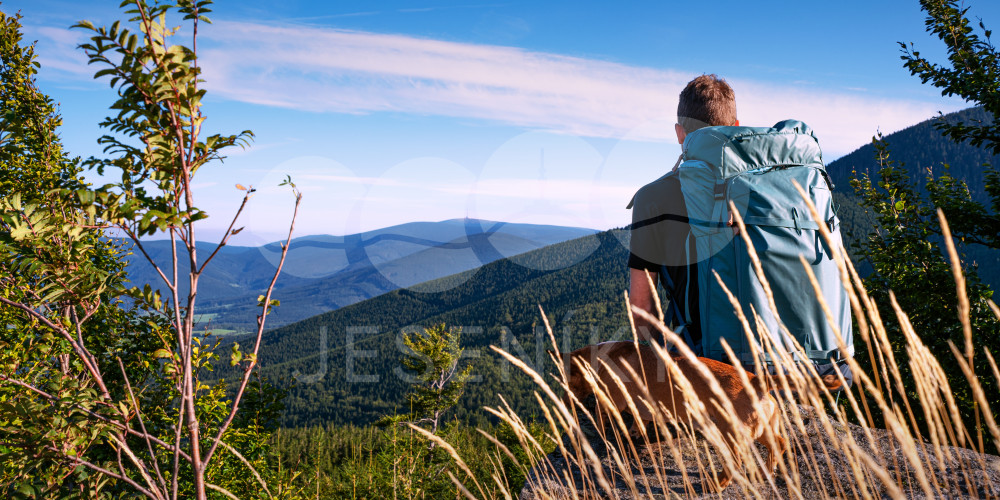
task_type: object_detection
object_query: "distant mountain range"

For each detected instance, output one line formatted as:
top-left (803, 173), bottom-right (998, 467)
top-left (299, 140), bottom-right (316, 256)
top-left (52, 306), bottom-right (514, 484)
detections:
top-left (123, 219), bottom-right (597, 331)
top-left (210, 107), bottom-right (999, 428)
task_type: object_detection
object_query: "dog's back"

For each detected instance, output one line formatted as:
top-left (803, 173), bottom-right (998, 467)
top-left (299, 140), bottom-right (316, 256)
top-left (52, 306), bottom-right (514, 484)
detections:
top-left (593, 345), bottom-right (769, 432)
top-left (560, 341), bottom-right (785, 491)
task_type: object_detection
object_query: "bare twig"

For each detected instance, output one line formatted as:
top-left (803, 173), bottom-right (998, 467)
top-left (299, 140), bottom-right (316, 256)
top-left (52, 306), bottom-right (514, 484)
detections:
top-left (217, 440), bottom-right (274, 500)
top-left (204, 484), bottom-right (240, 500)
top-left (168, 225), bottom-right (185, 500)
top-left (202, 188), bottom-right (301, 468)
top-left (197, 191), bottom-right (252, 275)
top-left (69, 306), bottom-right (108, 395)
top-left (118, 357), bottom-right (168, 492)
top-left (108, 432), bottom-right (164, 500)
top-left (0, 297), bottom-right (108, 397)
top-left (45, 446), bottom-right (162, 500)
top-left (122, 226), bottom-right (175, 292)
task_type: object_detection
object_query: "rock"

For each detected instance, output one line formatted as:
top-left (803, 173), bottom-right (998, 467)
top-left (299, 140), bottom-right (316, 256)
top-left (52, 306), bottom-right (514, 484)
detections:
top-left (519, 405), bottom-right (1000, 499)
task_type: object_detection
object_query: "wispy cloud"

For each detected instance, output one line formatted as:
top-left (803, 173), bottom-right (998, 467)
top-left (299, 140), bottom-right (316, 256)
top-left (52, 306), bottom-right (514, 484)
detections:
top-left (282, 11), bottom-right (382, 22)
top-left (733, 80), bottom-right (952, 158)
top-left (196, 21), bottom-right (961, 157)
top-left (27, 19), bottom-right (966, 159)
top-left (197, 21), bottom-right (687, 140)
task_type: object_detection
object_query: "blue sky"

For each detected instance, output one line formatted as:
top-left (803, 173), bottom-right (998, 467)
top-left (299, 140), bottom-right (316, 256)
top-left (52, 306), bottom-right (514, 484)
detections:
top-left (5, 0), bottom-right (998, 243)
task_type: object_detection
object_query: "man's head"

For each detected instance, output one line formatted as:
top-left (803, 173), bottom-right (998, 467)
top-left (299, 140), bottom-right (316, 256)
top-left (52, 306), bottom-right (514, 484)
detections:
top-left (675, 74), bottom-right (738, 143)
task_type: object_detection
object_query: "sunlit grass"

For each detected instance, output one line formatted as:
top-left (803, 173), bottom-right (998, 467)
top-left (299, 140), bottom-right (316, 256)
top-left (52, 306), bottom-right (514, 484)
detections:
top-left (428, 189), bottom-right (1000, 499)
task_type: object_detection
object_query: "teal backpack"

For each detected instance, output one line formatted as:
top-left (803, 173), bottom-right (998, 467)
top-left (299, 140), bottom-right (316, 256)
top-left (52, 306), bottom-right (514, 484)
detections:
top-left (676, 120), bottom-right (853, 372)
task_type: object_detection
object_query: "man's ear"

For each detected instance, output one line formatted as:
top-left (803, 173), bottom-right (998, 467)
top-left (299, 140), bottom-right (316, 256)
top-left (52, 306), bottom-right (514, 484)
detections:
top-left (675, 123), bottom-right (686, 144)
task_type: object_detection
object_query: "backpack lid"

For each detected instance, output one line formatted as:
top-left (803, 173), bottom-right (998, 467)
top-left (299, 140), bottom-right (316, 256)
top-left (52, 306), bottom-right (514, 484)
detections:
top-left (682, 120), bottom-right (824, 179)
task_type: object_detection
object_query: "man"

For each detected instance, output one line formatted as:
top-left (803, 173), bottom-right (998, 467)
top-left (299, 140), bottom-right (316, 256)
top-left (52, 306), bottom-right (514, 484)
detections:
top-left (627, 74), bottom-right (738, 352)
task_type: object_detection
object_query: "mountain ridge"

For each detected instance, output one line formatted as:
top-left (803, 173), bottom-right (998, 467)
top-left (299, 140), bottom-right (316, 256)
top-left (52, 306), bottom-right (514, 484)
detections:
top-left (826, 106), bottom-right (998, 202)
top-left (123, 218), bottom-right (598, 330)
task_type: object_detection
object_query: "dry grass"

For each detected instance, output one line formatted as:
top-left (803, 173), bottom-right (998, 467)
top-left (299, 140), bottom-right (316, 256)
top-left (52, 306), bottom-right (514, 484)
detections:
top-left (430, 188), bottom-right (1000, 499)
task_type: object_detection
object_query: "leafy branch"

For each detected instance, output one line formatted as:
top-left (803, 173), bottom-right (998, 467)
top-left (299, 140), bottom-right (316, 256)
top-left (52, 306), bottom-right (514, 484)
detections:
top-left (0, 2), bottom-right (301, 498)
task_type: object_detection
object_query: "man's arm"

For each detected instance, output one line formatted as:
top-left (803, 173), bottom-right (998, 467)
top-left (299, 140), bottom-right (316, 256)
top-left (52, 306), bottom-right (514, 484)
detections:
top-left (629, 268), bottom-right (659, 342)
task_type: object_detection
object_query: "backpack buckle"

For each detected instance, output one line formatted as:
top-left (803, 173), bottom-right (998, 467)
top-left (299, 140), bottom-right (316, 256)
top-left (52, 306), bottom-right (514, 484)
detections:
top-left (713, 182), bottom-right (726, 200)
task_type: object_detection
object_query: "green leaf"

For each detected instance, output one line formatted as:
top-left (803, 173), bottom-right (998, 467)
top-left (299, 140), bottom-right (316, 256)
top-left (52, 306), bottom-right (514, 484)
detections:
top-left (230, 342), bottom-right (242, 366)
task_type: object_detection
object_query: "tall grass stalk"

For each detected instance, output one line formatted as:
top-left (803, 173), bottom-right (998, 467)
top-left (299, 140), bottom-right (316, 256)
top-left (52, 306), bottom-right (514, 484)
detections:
top-left (426, 189), bottom-right (1000, 498)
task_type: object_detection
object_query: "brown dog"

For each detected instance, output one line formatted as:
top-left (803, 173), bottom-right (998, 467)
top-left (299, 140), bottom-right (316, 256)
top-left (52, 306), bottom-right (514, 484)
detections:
top-left (555, 341), bottom-right (789, 491)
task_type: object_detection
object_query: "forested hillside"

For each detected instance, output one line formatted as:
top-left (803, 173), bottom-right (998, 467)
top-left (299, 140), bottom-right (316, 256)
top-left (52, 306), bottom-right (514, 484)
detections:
top-left (220, 230), bottom-right (626, 427)
top-left (827, 107), bottom-right (999, 204)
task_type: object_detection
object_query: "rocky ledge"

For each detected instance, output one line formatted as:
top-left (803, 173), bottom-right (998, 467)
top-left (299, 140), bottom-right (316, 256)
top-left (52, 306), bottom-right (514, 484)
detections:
top-left (519, 405), bottom-right (1000, 499)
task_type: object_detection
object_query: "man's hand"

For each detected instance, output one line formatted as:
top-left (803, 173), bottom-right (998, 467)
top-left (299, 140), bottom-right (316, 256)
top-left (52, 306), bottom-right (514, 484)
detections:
top-left (629, 268), bottom-right (660, 342)
top-left (727, 211), bottom-right (740, 236)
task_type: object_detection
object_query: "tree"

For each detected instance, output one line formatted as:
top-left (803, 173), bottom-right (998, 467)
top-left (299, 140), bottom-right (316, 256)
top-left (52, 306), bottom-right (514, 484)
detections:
top-left (851, 0), bottom-right (1000, 451)
top-left (382, 324), bottom-right (472, 438)
top-left (0, 11), bottom-right (77, 197)
top-left (899, 0), bottom-right (1000, 249)
top-left (852, 136), bottom-right (1000, 441)
top-left (366, 324), bottom-right (472, 498)
top-left (0, 9), bottom-right (164, 497)
top-left (0, 2), bottom-right (300, 498)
